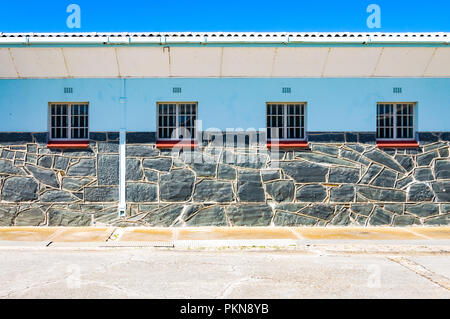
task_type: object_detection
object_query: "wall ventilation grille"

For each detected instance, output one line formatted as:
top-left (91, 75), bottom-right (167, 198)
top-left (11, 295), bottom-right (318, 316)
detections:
top-left (64, 87), bottom-right (73, 94)
top-left (282, 87), bottom-right (291, 94)
top-left (393, 87), bottom-right (402, 94)
top-left (173, 87), bottom-right (182, 93)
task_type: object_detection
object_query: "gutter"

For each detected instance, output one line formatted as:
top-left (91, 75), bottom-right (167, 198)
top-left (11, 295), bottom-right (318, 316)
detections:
top-left (0, 32), bottom-right (448, 45)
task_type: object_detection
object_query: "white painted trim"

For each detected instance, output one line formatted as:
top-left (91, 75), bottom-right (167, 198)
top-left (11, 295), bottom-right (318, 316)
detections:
top-left (0, 32), bottom-right (448, 45)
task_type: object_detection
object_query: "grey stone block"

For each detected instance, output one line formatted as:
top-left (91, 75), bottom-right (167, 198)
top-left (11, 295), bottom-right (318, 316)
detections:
top-left (89, 132), bottom-right (107, 141)
top-left (357, 186), bottom-right (406, 202)
top-left (144, 169), bottom-right (158, 182)
top-left (126, 145), bottom-right (159, 157)
top-left (98, 155), bottom-right (119, 185)
top-left (363, 149), bottom-right (405, 173)
top-left (312, 145), bottom-right (339, 156)
top-left (193, 180), bottom-right (234, 202)
top-left (265, 180), bottom-right (295, 202)
top-left (296, 184), bottom-right (327, 202)
top-left (38, 156), bottom-right (52, 168)
top-left (217, 164), bottom-right (236, 180)
top-left (280, 161), bottom-right (328, 183)
top-left (424, 214), bottom-right (449, 226)
top-left (434, 160), bottom-right (450, 180)
top-left (67, 159), bottom-right (96, 176)
top-left (48, 210), bottom-right (91, 226)
top-left (26, 164), bottom-right (59, 188)
top-left (85, 187), bottom-right (119, 202)
top-left (330, 185), bottom-right (355, 202)
top-left (307, 132), bottom-right (345, 143)
top-left (237, 170), bottom-right (265, 202)
top-left (15, 208), bottom-right (45, 226)
top-left (0, 159), bottom-right (25, 175)
top-left (2, 177), bottom-right (38, 202)
top-left (54, 156), bottom-right (69, 170)
top-left (234, 153), bottom-right (267, 169)
top-left (126, 183), bottom-right (157, 202)
top-left (140, 204), bottom-right (183, 226)
top-left (301, 204), bottom-right (335, 220)
top-left (368, 207), bottom-right (394, 226)
top-left (273, 212), bottom-right (317, 226)
top-left (360, 164), bottom-right (382, 184)
top-left (408, 183), bottom-right (434, 202)
top-left (185, 206), bottom-right (227, 226)
top-left (0, 133), bottom-right (33, 144)
top-left (439, 147), bottom-right (449, 158)
top-left (295, 153), bottom-right (358, 167)
top-left (98, 142), bottom-right (119, 153)
top-left (126, 132), bottom-right (156, 144)
top-left (275, 203), bottom-right (307, 213)
top-left (160, 169), bottom-right (195, 202)
top-left (384, 204), bottom-right (403, 214)
top-left (393, 215), bottom-right (421, 226)
top-left (395, 155), bottom-right (414, 172)
top-left (405, 203), bottom-right (439, 217)
top-left (396, 175), bottom-right (414, 189)
top-left (431, 181), bottom-right (450, 202)
top-left (62, 177), bottom-right (92, 191)
top-left (191, 162), bottom-right (217, 177)
top-left (227, 204), bottom-right (273, 226)
top-left (371, 169), bottom-right (397, 188)
top-left (329, 167), bottom-right (360, 183)
top-left (126, 158), bottom-right (144, 181)
top-left (351, 204), bottom-right (373, 216)
top-left (143, 158), bottom-right (172, 172)
top-left (0, 208), bottom-right (15, 226)
top-left (417, 151), bottom-right (439, 166)
top-left (329, 208), bottom-right (352, 226)
top-left (41, 190), bottom-right (77, 202)
top-left (414, 167), bottom-right (434, 181)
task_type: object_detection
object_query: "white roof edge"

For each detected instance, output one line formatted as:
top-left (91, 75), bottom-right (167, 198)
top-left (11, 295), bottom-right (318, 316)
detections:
top-left (0, 32), bottom-right (448, 45)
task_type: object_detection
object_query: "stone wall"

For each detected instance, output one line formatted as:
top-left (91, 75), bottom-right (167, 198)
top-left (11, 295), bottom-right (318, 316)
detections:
top-left (0, 132), bottom-right (449, 227)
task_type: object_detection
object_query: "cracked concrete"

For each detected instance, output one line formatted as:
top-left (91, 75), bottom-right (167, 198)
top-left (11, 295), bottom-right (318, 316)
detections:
top-left (0, 246), bottom-right (448, 298)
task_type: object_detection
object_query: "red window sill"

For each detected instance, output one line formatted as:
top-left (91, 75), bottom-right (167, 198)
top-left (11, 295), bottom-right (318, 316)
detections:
top-left (47, 140), bottom-right (90, 149)
top-left (377, 141), bottom-right (419, 148)
top-left (267, 141), bottom-right (309, 149)
top-left (156, 140), bottom-right (198, 149)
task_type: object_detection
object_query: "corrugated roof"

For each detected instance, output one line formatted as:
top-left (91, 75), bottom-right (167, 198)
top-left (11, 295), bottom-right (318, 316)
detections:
top-left (0, 32), bottom-right (448, 44)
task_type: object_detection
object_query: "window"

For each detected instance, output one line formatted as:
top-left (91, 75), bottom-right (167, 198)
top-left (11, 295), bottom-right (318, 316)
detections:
top-left (49, 103), bottom-right (89, 140)
top-left (157, 102), bottom-right (197, 140)
top-left (266, 103), bottom-right (306, 140)
top-left (377, 103), bottom-right (416, 140)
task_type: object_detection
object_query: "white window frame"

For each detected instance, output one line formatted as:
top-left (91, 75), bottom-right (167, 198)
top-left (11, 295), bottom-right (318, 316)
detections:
top-left (156, 102), bottom-right (198, 141)
top-left (266, 102), bottom-right (307, 141)
top-left (48, 102), bottom-right (90, 141)
top-left (376, 102), bottom-right (417, 141)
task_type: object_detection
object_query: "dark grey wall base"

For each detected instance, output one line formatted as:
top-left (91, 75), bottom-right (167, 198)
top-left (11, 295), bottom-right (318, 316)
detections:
top-left (0, 131), bottom-right (449, 227)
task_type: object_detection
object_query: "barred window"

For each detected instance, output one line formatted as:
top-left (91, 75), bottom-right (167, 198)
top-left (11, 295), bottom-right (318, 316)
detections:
top-left (157, 102), bottom-right (197, 140)
top-left (266, 103), bottom-right (306, 140)
top-left (377, 103), bottom-right (416, 140)
top-left (49, 103), bottom-right (89, 140)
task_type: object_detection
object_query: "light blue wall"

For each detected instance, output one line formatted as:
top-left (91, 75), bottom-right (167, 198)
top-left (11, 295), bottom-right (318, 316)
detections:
top-left (0, 78), bottom-right (449, 132)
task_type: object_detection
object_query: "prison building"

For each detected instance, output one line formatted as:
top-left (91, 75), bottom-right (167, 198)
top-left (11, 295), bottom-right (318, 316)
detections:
top-left (0, 32), bottom-right (449, 227)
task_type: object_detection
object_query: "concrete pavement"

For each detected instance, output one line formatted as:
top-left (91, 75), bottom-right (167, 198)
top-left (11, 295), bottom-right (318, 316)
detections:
top-left (0, 246), bottom-right (449, 298)
top-left (0, 226), bottom-right (449, 298)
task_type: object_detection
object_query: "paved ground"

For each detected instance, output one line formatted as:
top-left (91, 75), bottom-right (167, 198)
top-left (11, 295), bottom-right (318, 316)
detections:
top-left (0, 226), bottom-right (449, 299)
